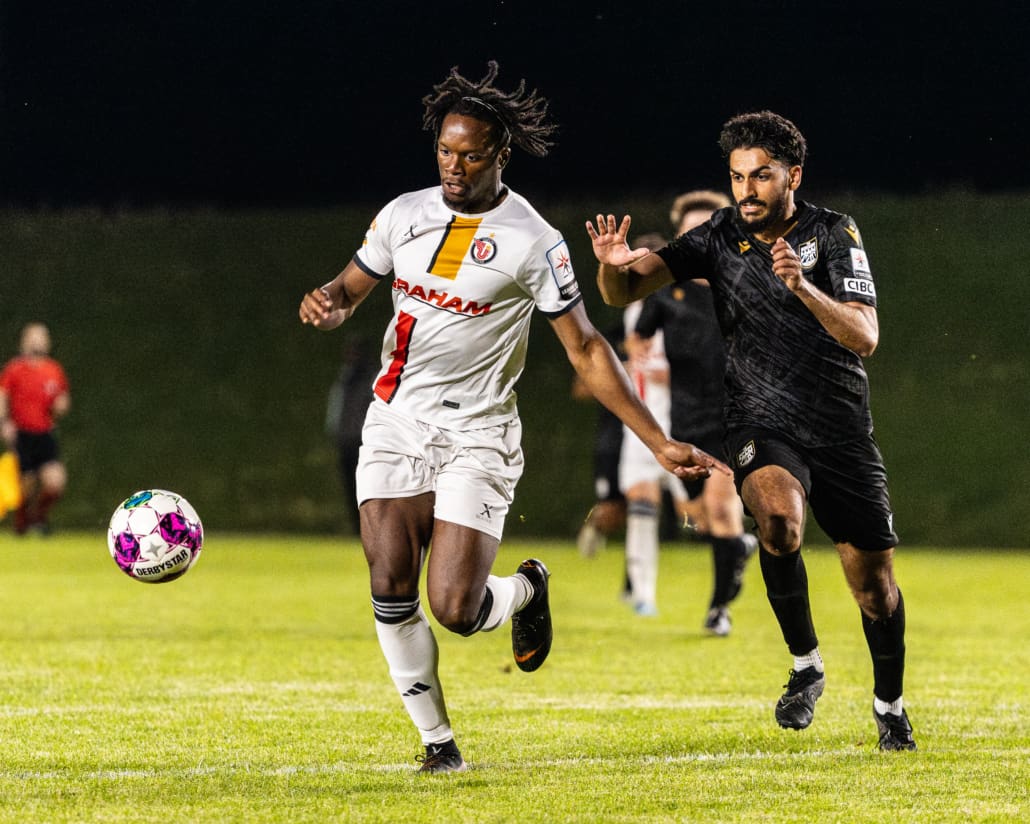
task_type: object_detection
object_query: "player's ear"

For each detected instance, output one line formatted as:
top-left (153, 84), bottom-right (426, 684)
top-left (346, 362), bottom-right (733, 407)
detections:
top-left (498, 147), bottom-right (511, 169)
top-left (788, 165), bottom-right (802, 191)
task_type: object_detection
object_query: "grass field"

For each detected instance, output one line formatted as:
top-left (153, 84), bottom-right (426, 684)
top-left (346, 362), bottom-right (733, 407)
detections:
top-left (0, 532), bottom-right (1027, 823)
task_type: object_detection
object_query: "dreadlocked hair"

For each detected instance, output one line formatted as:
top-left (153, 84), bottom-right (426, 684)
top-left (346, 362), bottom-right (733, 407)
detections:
top-left (421, 61), bottom-right (557, 158)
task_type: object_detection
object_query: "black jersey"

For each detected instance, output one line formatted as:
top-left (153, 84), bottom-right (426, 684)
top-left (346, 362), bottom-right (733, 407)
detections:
top-left (655, 201), bottom-right (878, 447)
top-left (634, 282), bottom-right (726, 444)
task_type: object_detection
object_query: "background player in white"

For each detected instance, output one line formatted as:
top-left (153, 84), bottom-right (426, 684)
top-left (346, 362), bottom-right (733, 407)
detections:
top-left (299, 62), bottom-right (727, 773)
top-left (616, 232), bottom-right (689, 616)
top-left (634, 192), bottom-right (757, 635)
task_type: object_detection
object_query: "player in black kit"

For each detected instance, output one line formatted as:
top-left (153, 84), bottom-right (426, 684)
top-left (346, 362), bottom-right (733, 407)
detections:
top-left (587, 111), bottom-right (916, 751)
top-left (633, 191), bottom-right (757, 636)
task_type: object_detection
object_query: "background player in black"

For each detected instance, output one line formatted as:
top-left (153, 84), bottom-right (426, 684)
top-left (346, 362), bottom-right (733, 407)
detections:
top-left (586, 111), bottom-right (915, 751)
top-left (324, 335), bottom-right (378, 534)
top-left (572, 323), bottom-right (626, 558)
top-left (634, 190), bottom-right (756, 636)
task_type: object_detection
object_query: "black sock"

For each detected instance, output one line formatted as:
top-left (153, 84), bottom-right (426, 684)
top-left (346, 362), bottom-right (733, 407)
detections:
top-left (460, 587), bottom-right (495, 637)
top-left (709, 536), bottom-right (747, 608)
top-left (862, 588), bottom-right (906, 702)
top-left (759, 548), bottom-right (818, 655)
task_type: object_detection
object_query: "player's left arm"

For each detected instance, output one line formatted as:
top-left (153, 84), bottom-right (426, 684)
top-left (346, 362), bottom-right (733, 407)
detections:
top-left (549, 303), bottom-right (729, 480)
top-left (771, 237), bottom-right (879, 356)
top-left (52, 390), bottom-right (70, 419)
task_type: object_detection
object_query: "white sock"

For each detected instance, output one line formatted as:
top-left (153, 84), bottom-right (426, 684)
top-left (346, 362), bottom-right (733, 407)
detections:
top-left (375, 606), bottom-right (453, 745)
top-left (478, 574), bottom-right (532, 632)
top-left (625, 504), bottom-right (659, 610)
top-left (794, 648), bottom-right (824, 673)
top-left (874, 696), bottom-right (904, 715)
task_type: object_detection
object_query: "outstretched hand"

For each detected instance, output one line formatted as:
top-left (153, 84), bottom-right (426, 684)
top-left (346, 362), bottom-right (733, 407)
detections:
top-left (585, 214), bottom-right (653, 267)
top-left (655, 439), bottom-right (732, 481)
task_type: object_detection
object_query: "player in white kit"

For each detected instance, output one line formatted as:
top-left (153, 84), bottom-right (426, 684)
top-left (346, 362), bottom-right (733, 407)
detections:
top-left (299, 62), bottom-right (727, 773)
top-left (615, 232), bottom-right (690, 616)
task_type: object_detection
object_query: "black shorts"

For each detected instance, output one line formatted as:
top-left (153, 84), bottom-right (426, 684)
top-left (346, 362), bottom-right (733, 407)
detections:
top-left (15, 431), bottom-right (60, 473)
top-left (674, 429), bottom-right (726, 500)
top-left (593, 410), bottom-right (624, 503)
top-left (725, 427), bottom-right (899, 551)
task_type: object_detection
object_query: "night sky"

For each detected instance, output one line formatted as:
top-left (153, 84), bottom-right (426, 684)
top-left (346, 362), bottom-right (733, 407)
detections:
top-left (2, 1), bottom-right (1027, 206)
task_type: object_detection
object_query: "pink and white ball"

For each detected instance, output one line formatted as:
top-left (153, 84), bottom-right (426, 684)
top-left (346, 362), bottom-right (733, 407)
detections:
top-left (107, 490), bottom-right (203, 583)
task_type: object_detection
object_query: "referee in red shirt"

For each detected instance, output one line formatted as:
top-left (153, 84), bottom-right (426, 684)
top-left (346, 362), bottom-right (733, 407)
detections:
top-left (0, 323), bottom-right (71, 535)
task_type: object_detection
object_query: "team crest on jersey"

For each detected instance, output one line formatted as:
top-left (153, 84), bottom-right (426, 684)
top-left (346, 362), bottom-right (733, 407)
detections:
top-left (736, 439), bottom-right (756, 468)
top-left (470, 236), bottom-right (498, 264)
top-left (799, 237), bottom-right (819, 270)
top-left (738, 240), bottom-right (751, 254)
top-left (546, 239), bottom-right (580, 301)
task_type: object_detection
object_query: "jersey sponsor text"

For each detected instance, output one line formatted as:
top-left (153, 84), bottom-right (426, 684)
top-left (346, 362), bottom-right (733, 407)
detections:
top-left (392, 277), bottom-right (492, 316)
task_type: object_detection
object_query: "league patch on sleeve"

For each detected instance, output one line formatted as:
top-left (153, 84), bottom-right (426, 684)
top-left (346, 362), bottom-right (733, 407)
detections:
top-left (546, 239), bottom-right (580, 301)
top-left (849, 247), bottom-right (871, 276)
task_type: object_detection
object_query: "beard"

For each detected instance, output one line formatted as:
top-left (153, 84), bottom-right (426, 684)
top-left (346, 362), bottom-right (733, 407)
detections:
top-left (733, 194), bottom-right (789, 235)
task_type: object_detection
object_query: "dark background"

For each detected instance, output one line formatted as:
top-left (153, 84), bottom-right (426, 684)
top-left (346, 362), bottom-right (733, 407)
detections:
top-left (2, 2), bottom-right (1028, 546)
top-left (2, 1), bottom-right (1028, 206)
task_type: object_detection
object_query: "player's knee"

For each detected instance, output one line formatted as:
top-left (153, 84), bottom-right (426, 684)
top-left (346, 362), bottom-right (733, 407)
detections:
top-left (851, 578), bottom-right (896, 619)
top-left (428, 591), bottom-right (481, 635)
top-left (705, 498), bottom-right (738, 531)
top-left (367, 566), bottom-right (419, 599)
top-left (758, 513), bottom-right (802, 555)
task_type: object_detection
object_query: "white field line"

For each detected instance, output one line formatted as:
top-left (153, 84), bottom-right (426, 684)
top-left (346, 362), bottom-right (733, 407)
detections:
top-left (0, 695), bottom-right (772, 718)
top-left (5, 696), bottom-right (1025, 718)
top-left (5, 747), bottom-right (1030, 781)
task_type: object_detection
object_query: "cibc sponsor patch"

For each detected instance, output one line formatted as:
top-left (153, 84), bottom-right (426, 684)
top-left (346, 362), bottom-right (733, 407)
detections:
top-left (844, 277), bottom-right (877, 298)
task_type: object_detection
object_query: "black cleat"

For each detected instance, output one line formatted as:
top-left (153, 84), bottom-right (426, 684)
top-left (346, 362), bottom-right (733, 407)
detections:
top-left (416, 739), bottom-right (468, 774)
top-left (511, 559), bottom-right (552, 672)
top-left (874, 706), bottom-right (917, 751)
top-left (703, 606), bottom-right (731, 637)
top-left (775, 667), bottom-right (825, 730)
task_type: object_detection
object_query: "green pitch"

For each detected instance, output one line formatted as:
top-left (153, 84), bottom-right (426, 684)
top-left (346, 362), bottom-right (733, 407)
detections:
top-left (0, 533), bottom-right (1026, 822)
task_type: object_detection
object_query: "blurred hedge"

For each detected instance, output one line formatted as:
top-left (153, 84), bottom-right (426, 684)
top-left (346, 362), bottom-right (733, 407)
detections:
top-left (1, 193), bottom-right (1027, 547)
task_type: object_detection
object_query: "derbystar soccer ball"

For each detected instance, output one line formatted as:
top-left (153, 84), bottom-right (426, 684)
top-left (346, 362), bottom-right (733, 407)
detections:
top-left (107, 489), bottom-right (204, 583)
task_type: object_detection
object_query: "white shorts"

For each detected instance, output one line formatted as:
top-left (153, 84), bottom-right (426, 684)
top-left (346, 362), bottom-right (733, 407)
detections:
top-left (618, 378), bottom-right (685, 502)
top-left (356, 399), bottom-right (524, 540)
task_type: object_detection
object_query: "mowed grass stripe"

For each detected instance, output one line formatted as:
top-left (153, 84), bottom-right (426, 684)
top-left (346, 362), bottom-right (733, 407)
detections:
top-left (0, 533), bottom-right (1026, 823)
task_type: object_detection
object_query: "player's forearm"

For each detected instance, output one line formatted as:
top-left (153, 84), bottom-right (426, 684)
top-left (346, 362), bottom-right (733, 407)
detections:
top-left (792, 281), bottom-right (879, 356)
top-left (597, 255), bottom-right (673, 308)
top-left (53, 393), bottom-right (71, 419)
top-left (572, 338), bottom-right (668, 454)
top-left (320, 284), bottom-right (359, 322)
top-left (596, 262), bottom-right (633, 307)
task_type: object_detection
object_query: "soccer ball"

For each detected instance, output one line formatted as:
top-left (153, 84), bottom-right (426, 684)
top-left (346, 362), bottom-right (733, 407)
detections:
top-left (107, 489), bottom-right (204, 583)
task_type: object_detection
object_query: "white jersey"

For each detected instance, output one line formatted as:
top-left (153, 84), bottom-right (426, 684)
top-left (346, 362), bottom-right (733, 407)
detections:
top-left (355, 186), bottom-right (581, 429)
top-left (622, 301), bottom-right (670, 422)
top-left (619, 301), bottom-right (675, 491)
